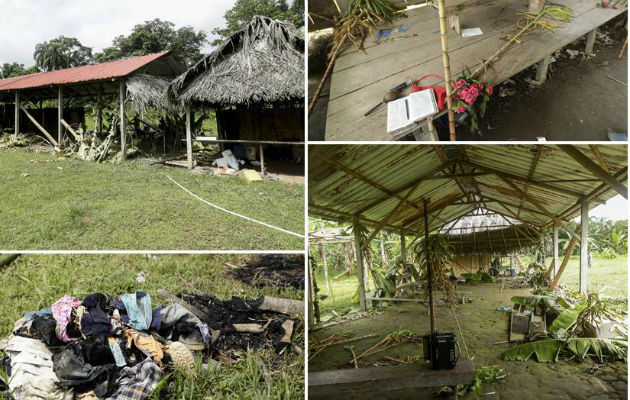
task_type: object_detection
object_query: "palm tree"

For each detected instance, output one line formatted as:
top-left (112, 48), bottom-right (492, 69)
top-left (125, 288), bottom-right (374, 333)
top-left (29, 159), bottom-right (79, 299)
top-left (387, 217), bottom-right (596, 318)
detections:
top-left (33, 36), bottom-right (92, 71)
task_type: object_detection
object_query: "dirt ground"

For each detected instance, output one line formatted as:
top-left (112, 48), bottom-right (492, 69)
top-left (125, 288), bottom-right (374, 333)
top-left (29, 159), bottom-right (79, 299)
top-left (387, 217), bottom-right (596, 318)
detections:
top-left (309, 283), bottom-right (628, 400)
top-left (308, 18), bottom-right (627, 141)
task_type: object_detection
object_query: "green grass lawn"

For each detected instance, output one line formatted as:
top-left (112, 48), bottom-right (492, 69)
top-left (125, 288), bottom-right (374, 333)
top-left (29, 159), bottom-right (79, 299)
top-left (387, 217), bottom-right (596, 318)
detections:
top-left (0, 254), bottom-right (304, 399)
top-left (0, 149), bottom-right (304, 250)
top-left (314, 255), bottom-right (628, 318)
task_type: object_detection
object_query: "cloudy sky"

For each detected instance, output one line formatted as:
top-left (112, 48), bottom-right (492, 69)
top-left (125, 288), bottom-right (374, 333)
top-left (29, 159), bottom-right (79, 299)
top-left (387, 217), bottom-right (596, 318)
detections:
top-left (0, 0), bottom-right (238, 65)
top-left (579, 194), bottom-right (627, 221)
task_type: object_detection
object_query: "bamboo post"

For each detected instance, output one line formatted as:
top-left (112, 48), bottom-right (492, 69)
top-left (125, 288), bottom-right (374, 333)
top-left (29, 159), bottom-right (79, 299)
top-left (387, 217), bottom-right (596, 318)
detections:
top-left (319, 243), bottom-right (331, 297)
top-left (57, 87), bottom-right (63, 147)
top-left (185, 103), bottom-right (193, 169)
top-left (553, 224), bottom-right (559, 279)
top-left (119, 80), bottom-right (127, 161)
top-left (308, 34), bottom-right (347, 117)
top-left (437, 0), bottom-right (457, 140)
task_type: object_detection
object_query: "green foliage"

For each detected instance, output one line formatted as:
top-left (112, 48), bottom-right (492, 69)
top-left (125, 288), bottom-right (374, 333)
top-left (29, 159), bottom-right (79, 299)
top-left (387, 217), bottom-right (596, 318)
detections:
top-left (598, 248), bottom-right (618, 259)
top-left (501, 339), bottom-right (564, 362)
top-left (462, 366), bottom-right (508, 398)
top-left (211, 0), bottom-right (304, 46)
top-left (414, 235), bottom-right (457, 305)
top-left (502, 337), bottom-right (626, 364)
top-left (548, 305), bottom-right (586, 337)
top-left (95, 19), bottom-right (207, 66)
top-left (34, 36), bottom-right (92, 71)
top-left (462, 272), bottom-right (496, 283)
top-left (510, 295), bottom-right (570, 310)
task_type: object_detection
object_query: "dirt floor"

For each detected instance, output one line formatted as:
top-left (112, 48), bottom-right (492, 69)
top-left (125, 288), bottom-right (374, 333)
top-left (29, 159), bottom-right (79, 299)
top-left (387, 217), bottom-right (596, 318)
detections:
top-left (309, 282), bottom-right (628, 400)
top-left (308, 18), bottom-right (627, 141)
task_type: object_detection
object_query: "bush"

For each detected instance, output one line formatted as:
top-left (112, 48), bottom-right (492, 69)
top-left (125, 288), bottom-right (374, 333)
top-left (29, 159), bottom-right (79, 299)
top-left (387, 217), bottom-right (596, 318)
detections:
top-left (598, 248), bottom-right (618, 259)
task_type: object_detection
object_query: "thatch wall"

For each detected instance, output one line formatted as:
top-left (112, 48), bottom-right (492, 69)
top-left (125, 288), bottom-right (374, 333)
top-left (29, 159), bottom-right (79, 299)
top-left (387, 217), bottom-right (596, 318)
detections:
top-left (126, 74), bottom-right (174, 112)
top-left (170, 16), bottom-right (304, 107)
top-left (441, 225), bottom-right (539, 255)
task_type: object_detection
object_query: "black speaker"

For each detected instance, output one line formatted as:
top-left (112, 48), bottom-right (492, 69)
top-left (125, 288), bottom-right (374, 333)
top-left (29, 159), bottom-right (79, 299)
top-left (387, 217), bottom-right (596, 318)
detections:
top-left (422, 332), bottom-right (459, 370)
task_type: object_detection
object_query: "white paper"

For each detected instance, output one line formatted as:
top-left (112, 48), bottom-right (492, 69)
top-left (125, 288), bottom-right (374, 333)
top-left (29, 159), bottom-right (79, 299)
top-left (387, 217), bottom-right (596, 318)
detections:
top-left (387, 89), bottom-right (438, 134)
top-left (461, 27), bottom-right (483, 37)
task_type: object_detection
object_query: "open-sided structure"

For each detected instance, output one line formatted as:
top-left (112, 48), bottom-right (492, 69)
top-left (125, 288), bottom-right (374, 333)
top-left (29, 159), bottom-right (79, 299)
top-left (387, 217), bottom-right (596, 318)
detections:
top-left (309, 144), bottom-right (628, 310)
top-left (0, 51), bottom-right (185, 159)
top-left (170, 16), bottom-right (305, 171)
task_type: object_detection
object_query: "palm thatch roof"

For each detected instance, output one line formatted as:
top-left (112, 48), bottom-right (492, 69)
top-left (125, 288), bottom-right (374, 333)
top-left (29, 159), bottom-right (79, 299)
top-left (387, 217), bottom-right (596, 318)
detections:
top-left (170, 16), bottom-right (304, 108)
top-left (126, 73), bottom-right (175, 112)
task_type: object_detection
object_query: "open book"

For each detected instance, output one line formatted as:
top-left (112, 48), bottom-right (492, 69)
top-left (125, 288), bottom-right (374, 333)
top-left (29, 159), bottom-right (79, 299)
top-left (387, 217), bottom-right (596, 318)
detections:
top-left (387, 89), bottom-right (438, 136)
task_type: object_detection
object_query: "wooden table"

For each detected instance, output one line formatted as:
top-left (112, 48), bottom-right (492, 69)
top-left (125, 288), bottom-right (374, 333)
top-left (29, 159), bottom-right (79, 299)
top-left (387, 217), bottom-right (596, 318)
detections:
top-left (309, 360), bottom-right (475, 399)
top-left (324, 0), bottom-right (626, 141)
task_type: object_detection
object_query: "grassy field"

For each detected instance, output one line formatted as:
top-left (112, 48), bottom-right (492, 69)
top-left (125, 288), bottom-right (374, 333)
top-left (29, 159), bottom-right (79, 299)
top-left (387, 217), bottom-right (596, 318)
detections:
top-left (314, 255), bottom-right (628, 318)
top-left (0, 254), bottom-right (304, 399)
top-left (0, 149), bottom-right (304, 250)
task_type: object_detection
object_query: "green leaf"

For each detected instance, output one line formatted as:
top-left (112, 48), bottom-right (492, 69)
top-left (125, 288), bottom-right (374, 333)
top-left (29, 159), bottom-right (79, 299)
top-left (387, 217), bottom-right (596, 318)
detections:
top-left (501, 339), bottom-right (563, 363)
top-left (511, 295), bottom-right (568, 310)
top-left (548, 304), bottom-right (586, 336)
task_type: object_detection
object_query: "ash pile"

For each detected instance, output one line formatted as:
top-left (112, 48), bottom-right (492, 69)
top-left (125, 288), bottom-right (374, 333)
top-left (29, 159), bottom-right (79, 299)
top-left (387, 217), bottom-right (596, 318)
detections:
top-left (229, 254), bottom-right (305, 290)
top-left (0, 290), bottom-right (302, 400)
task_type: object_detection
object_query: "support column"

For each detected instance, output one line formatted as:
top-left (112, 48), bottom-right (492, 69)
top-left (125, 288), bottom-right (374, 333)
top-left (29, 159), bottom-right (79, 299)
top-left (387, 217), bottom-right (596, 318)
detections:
top-left (96, 95), bottom-right (103, 134)
top-left (185, 103), bottom-right (193, 169)
top-left (531, 54), bottom-right (551, 86)
top-left (553, 224), bottom-right (559, 279)
top-left (14, 91), bottom-right (20, 137)
top-left (319, 243), bottom-right (331, 297)
top-left (353, 217), bottom-right (367, 311)
top-left (579, 201), bottom-right (589, 294)
top-left (585, 28), bottom-right (597, 55)
top-left (57, 87), bottom-right (63, 147)
top-left (259, 144), bottom-right (266, 175)
top-left (424, 199), bottom-right (436, 334)
top-left (400, 230), bottom-right (407, 267)
top-left (119, 80), bottom-right (127, 161)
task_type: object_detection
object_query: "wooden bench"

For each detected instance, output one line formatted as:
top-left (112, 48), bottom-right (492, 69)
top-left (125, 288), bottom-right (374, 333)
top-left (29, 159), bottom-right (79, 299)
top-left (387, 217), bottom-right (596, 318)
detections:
top-left (309, 360), bottom-right (475, 399)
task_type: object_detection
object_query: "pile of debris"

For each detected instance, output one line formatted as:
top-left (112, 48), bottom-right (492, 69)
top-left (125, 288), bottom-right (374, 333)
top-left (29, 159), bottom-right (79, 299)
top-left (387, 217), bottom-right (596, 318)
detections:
top-left (228, 254), bottom-right (305, 290)
top-left (0, 290), bottom-right (302, 400)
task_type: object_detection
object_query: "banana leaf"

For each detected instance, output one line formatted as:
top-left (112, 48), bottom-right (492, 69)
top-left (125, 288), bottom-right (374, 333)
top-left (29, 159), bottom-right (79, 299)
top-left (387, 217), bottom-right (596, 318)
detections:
top-left (565, 338), bottom-right (627, 363)
top-left (548, 304), bottom-right (586, 337)
top-left (511, 295), bottom-right (569, 310)
top-left (501, 339), bottom-right (563, 363)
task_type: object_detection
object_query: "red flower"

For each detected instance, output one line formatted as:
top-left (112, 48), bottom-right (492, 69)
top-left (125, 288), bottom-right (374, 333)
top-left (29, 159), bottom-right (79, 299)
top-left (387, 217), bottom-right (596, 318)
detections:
top-left (456, 105), bottom-right (466, 113)
top-left (486, 84), bottom-right (493, 96)
top-left (453, 80), bottom-right (466, 89)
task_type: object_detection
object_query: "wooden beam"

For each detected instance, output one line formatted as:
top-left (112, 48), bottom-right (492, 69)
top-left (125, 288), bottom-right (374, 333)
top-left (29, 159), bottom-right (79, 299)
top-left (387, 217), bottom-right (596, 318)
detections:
top-left (353, 217), bottom-right (367, 311)
top-left (517, 146), bottom-right (544, 218)
top-left (185, 103), bottom-right (193, 169)
top-left (57, 87), bottom-right (63, 147)
top-left (580, 201), bottom-right (589, 294)
top-left (366, 181), bottom-right (423, 242)
top-left (60, 119), bottom-right (79, 141)
top-left (549, 233), bottom-right (579, 290)
top-left (119, 80), bottom-right (127, 161)
top-left (309, 203), bottom-right (404, 234)
top-left (462, 160), bottom-right (589, 200)
top-left (553, 224), bottom-right (559, 279)
top-left (424, 198), bottom-right (436, 334)
top-left (14, 91), bottom-right (19, 137)
top-left (558, 145), bottom-right (627, 199)
top-left (498, 176), bottom-right (581, 241)
top-left (19, 105), bottom-right (58, 146)
top-left (589, 145), bottom-right (610, 174)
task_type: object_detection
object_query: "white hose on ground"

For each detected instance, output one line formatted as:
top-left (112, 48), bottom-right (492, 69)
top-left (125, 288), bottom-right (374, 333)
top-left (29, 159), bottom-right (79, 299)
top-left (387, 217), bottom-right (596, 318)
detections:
top-left (165, 175), bottom-right (305, 239)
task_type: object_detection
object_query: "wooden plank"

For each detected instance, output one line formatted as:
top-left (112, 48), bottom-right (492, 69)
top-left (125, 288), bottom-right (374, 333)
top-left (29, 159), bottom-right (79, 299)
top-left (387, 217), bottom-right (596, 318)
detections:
top-left (325, 0), bottom-right (625, 140)
top-left (186, 103), bottom-right (193, 169)
top-left (550, 233), bottom-right (579, 290)
top-left (57, 87), bottom-right (63, 146)
top-left (119, 80), bottom-right (127, 161)
top-left (157, 289), bottom-right (208, 319)
top-left (195, 137), bottom-right (304, 145)
top-left (309, 360), bottom-right (474, 397)
top-left (19, 105), bottom-right (58, 146)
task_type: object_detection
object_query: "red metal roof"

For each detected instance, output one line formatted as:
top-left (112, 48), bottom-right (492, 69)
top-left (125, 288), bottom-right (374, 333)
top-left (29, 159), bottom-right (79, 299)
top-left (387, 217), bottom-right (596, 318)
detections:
top-left (0, 51), bottom-right (170, 92)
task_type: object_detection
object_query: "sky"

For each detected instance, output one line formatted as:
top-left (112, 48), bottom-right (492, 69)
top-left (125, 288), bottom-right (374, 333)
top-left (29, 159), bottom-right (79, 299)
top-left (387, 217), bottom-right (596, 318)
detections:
top-left (577, 194), bottom-right (628, 221)
top-left (0, 0), bottom-right (237, 66)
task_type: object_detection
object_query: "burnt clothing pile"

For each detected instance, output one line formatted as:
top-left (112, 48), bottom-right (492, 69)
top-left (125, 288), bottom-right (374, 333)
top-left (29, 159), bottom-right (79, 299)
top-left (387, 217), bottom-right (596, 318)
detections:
top-left (3, 291), bottom-right (299, 400)
top-left (4, 291), bottom-right (206, 400)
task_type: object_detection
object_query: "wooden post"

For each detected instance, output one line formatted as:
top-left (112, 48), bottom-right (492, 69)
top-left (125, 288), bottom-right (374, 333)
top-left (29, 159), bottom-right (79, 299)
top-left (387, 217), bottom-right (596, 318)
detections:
top-left (424, 199), bottom-right (436, 334)
top-left (308, 257), bottom-right (315, 327)
top-left (119, 80), bottom-right (127, 161)
top-left (550, 234), bottom-right (578, 290)
top-left (259, 144), bottom-right (266, 175)
top-left (580, 201), bottom-right (589, 294)
top-left (14, 91), bottom-right (19, 137)
top-left (553, 224), bottom-right (559, 279)
top-left (319, 243), bottom-right (331, 297)
top-left (353, 217), bottom-right (367, 311)
top-left (585, 28), bottom-right (597, 55)
top-left (20, 105), bottom-right (58, 146)
top-left (400, 230), bottom-right (407, 267)
top-left (185, 103), bottom-right (193, 169)
top-left (532, 54), bottom-right (551, 86)
top-left (96, 95), bottom-right (103, 134)
top-left (57, 87), bottom-right (63, 147)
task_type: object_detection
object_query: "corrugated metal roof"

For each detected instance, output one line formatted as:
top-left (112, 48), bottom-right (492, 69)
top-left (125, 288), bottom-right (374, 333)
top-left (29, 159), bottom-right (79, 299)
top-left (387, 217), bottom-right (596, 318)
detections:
top-left (0, 51), bottom-right (170, 92)
top-left (309, 145), bottom-right (628, 238)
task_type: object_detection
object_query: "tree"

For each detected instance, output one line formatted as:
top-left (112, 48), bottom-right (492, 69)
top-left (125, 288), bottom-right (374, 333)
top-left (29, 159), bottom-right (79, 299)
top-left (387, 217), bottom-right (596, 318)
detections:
top-left (1, 62), bottom-right (26, 78)
top-left (33, 36), bottom-right (92, 71)
top-left (211, 0), bottom-right (304, 46)
top-left (94, 19), bottom-right (207, 66)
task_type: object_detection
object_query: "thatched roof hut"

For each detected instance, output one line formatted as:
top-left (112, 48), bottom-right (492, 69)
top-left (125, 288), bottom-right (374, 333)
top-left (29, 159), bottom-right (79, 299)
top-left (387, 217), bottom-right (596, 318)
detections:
top-left (170, 15), bottom-right (305, 108)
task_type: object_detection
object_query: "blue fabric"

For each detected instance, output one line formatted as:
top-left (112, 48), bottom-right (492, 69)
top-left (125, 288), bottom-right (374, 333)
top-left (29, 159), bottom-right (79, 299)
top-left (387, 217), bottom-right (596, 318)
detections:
top-left (150, 306), bottom-right (163, 331)
top-left (375, 29), bottom-right (392, 39)
top-left (398, 23), bottom-right (411, 33)
top-left (23, 308), bottom-right (52, 319)
top-left (120, 291), bottom-right (152, 331)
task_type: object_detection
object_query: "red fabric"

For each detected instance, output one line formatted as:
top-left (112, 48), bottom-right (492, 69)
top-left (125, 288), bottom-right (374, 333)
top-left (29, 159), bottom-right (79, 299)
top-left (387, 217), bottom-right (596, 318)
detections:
top-left (411, 74), bottom-right (447, 111)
